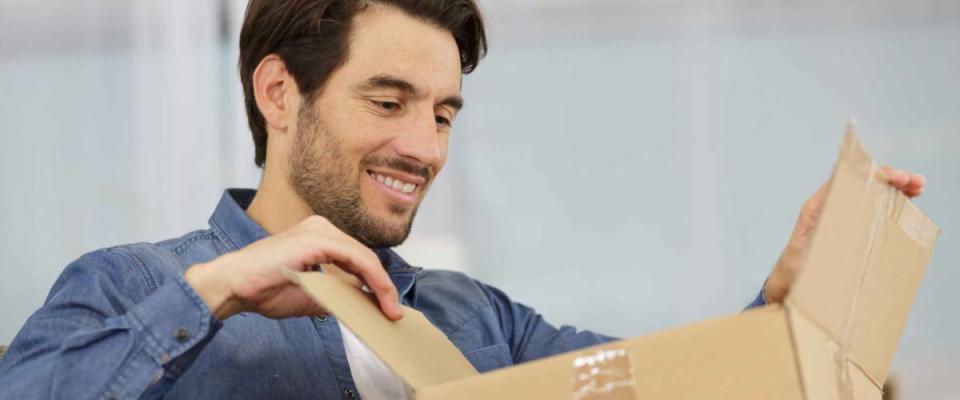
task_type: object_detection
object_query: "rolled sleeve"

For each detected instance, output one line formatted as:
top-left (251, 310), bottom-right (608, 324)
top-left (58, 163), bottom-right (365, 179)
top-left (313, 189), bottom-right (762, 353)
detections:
top-left (127, 271), bottom-right (222, 377)
top-left (0, 248), bottom-right (222, 400)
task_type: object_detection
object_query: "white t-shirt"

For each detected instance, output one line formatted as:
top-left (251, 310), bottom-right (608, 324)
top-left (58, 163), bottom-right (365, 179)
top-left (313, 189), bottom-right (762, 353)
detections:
top-left (338, 322), bottom-right (413, 400)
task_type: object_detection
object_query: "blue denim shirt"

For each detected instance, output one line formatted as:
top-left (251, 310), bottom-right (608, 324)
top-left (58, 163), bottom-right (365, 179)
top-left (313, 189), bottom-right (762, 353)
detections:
top-left (0, 189), bottom-right (766, 399)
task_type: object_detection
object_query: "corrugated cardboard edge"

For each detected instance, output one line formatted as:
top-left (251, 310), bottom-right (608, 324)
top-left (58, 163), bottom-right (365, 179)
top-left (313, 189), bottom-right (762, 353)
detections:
top-left (285, 270), bottom-right (479, 392)
top-left (418, 306), bottom-right (804, 400)
top-left (785, 131), bottom-right (940, 399)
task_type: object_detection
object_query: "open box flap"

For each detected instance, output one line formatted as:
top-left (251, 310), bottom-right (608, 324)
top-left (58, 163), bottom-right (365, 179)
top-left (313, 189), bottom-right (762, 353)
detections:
top-left (287, 271), bottom-right (479, 392)
top-left (281, 130), bottom-right (938, 400)
top-left (786, 131), bottom-right (939, 393)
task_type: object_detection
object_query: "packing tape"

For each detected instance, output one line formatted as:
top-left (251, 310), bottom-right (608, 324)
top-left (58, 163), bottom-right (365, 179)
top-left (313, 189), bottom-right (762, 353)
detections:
top-left (843, 131), bottom-right (938, 251)
top-left (800, 132), bottom-right (884, 400)
top-left (832, 131), bottom-right (936, 398)
top-left (571, 348), bottom-right (636, 400)
top-left (836, 137), bottom-right (889, 398)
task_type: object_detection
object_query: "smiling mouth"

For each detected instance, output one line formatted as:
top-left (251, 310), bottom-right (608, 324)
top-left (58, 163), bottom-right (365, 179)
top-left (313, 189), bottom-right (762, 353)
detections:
top-left (367, 171), bottom-right (420, 195)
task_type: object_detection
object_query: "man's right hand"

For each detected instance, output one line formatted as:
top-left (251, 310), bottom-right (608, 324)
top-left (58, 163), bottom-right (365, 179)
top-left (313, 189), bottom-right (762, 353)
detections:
top-left (184, 215), bottom-right (403, 321)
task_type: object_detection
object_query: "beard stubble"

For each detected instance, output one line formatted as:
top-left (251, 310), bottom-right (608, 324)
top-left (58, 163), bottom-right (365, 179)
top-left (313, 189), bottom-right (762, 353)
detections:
top-left (288, 104), bottom-right (421, 248)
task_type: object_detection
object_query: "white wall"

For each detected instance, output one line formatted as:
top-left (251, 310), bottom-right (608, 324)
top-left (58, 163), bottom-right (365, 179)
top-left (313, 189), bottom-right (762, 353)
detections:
top-left (462, 2), bottom-right (959, 398)
top-left (0, 0), bottom-right (957, 397)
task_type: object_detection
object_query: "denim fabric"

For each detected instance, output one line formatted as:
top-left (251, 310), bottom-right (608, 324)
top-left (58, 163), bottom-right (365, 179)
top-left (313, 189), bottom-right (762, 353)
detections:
top-left (746, 285), bottom-right (769, 309)
top-left (0, 189), bottom-right (766, 399)
top-left (0, 189), bottom-right (637, 399)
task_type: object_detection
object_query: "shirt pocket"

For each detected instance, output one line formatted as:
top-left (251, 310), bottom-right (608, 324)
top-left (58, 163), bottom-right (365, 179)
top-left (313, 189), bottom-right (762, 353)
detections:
top-left (462, 343), bottom-right (514, 372)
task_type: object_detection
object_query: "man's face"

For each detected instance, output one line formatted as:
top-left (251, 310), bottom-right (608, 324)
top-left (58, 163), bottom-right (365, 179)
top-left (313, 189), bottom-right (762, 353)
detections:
top-left (288, 5), bottom-right (463, 247)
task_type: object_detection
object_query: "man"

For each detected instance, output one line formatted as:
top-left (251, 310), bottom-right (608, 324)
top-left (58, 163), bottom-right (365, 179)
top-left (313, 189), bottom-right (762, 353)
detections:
top-left (0, 0), bottom-right (927, 399)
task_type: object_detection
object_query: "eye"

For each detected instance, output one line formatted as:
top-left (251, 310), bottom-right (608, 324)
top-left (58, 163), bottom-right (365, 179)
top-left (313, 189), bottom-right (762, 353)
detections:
top-left (373, 100), bottom-right (400, 112)
top-left (435, 115), bottom-right (452, 127)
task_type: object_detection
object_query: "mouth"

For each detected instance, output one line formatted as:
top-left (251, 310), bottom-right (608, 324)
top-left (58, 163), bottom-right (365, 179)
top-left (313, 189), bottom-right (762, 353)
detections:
top-left (366, 169), bottom-right (425, 205)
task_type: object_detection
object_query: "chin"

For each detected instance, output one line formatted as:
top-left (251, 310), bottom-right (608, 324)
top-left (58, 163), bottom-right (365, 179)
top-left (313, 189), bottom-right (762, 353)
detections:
top-left (364, 191), bottom-right (416, 219)
top-left (376, 207), bottom-right (415, 230)
top-left (367, 220), bottom-right (414, 248)
top-left (355, 204), bottom-right (415, 245)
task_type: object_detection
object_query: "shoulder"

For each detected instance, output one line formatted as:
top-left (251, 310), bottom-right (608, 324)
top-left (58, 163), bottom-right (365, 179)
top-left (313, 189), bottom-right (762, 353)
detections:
top-left (40, 245), bottom-right (170, 315)
top-left (155, 228), bottom-right (223, 263)
top-left (416, 269), bottom-right (490, 303)
top-left (117, 228), bottom-right (224, 274)
top-left (412, 269), bottom-right (504, 330)
top-left (50, 229), bottom-right (220, 303)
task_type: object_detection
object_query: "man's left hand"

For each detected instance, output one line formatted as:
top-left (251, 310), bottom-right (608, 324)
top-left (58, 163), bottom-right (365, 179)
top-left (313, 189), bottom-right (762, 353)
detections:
top-left (763, 166), bottom-right (926, 304)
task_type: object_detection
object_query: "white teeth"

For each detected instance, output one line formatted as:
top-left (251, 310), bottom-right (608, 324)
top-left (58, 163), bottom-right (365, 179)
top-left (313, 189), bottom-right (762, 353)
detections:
top-left (371, 172), bottom-right (417, 194)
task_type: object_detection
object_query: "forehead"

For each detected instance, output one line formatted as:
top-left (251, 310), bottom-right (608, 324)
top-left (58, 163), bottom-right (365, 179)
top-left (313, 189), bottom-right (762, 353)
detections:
top-left (338, 5), bottom-right (462, 95)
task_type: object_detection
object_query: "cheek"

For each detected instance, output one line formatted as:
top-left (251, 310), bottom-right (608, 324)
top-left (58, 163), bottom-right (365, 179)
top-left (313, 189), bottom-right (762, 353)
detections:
top-left (316, 95), bottom-right (384, 155)
top-left (328, 122), bottom-right (389, 167)
top-left (437, 134), bottom-right (450, 167)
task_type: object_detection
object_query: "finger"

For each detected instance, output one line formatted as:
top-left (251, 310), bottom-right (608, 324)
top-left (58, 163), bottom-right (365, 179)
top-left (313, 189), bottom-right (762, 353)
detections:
top-left (321, 263), bottom-right (365, 289)
top-left (905, 174), bottom-right (925, 191)
top-left (305, 235), bottom-right (403, 320)
top-left (886, 170), bottom-right (911, 189)
top-left (904, 187), bottom-right (924, 198)
top-left (321, 229), bottom-right (405, 320)
top-left (335, 244), bottom-right (403, 320)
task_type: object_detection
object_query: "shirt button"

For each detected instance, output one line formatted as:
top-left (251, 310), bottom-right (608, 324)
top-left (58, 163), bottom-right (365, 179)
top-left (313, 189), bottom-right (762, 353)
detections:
top-left (174, 327), bottom-right (190, 342)
top-left (344, 388), bottom-right (357, 399)
top-left (315, 315), bottom-right (328, 322)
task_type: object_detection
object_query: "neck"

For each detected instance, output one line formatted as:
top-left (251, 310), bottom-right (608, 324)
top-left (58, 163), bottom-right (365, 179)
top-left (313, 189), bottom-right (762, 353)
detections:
top-left (246, 167), bottom-right (314, 234)
top-left (246, 168), bottom-right (367, 287)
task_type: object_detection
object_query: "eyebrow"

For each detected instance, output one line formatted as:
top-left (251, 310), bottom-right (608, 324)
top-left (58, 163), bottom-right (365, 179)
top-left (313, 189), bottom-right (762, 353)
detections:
top-left (356, 74), bottom-right (464, 112)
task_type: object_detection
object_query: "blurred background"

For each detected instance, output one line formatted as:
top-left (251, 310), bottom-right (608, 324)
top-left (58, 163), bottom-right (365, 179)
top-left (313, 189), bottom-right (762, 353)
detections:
top-left (0, 0), bottom-right (957, 397)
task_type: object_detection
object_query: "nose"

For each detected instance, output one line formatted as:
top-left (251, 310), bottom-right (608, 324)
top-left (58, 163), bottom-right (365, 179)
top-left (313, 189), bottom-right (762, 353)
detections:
top-left (392, 107), bottom-right (442, 167)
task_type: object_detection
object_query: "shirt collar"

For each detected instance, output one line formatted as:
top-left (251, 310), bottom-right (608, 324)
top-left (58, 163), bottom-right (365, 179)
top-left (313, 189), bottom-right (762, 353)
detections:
top-left (208, 189), bottom-right (420, 297)
top-left (209, 189), bottom-right (268, 252)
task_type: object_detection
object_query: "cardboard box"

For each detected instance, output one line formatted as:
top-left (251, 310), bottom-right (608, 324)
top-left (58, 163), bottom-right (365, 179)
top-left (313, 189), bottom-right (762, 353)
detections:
top-left (288, 131), bottom-right (939, 399)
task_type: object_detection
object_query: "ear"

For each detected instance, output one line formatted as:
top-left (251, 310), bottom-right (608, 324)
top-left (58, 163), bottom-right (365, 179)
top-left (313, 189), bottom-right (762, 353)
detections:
top-left (253, 54), bottom-right (297, 134)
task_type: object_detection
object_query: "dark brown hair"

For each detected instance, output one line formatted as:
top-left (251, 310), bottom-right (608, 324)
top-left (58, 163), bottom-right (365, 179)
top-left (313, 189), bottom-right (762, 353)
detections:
top-left (239, 0), bottom-right (487, 167)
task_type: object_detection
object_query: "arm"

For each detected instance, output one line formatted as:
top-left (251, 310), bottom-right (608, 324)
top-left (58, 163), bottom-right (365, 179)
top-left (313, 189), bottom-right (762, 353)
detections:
top-left (477, 283), bottom-right (618, 364)
top-left (0, 214), bottom-right (404, 399)
top-left (0, 248), bottom-right (221, 400)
